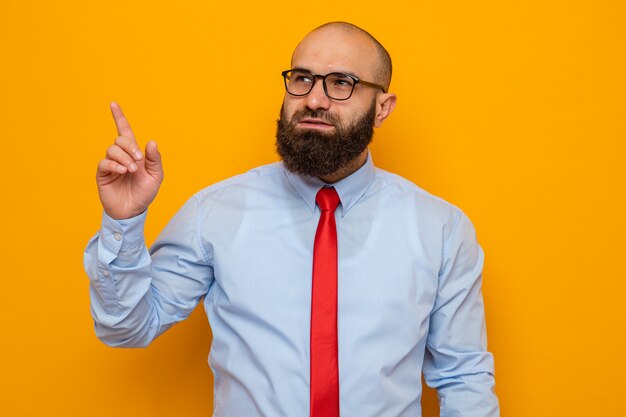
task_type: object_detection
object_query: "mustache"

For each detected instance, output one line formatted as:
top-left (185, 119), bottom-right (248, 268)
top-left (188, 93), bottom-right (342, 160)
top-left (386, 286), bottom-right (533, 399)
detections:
top-left (291, 109), bottom-right (340, 126)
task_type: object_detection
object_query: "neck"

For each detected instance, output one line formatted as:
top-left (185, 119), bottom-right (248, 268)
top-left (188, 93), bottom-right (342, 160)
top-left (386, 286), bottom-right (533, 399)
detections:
top-left (319, 149), bottom-right (368, 184)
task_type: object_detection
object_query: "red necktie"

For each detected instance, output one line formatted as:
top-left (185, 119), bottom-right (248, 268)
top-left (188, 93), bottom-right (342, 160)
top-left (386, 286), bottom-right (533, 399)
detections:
top-left (310, 187), bottom-right (341, 417)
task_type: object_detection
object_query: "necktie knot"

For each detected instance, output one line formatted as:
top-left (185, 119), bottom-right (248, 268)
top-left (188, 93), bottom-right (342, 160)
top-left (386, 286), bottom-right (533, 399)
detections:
top-left (316, 187), bottom-right (340, 212)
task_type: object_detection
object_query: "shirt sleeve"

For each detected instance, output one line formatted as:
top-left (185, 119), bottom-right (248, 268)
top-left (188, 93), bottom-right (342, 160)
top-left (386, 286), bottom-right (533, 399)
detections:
top-left (423, 210), bottom-right (500, 417)
top-left (83, 196), bottom-right (214, 347)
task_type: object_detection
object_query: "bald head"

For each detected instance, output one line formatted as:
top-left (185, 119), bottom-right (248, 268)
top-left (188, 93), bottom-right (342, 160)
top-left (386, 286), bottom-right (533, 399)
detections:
top-left (292, 22), bottom-right (393, 91)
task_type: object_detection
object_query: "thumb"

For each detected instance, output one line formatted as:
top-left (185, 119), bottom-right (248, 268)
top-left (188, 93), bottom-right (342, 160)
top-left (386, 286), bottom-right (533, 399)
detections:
top-left (144, 140), bottom-right (163, 176)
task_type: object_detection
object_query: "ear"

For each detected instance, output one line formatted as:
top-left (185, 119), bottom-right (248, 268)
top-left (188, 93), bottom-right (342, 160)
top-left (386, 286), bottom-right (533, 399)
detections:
top-left (374, 93), bottom-right (397, 128)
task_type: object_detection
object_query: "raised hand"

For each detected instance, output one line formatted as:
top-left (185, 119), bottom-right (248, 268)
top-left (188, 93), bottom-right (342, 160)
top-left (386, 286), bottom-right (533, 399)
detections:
top-left (96, 102), bottom-right (164, 220)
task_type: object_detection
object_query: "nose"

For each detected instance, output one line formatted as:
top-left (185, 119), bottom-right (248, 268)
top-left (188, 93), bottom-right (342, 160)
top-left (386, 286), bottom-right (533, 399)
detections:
top-left (303, 78), bottom-right (331, 111)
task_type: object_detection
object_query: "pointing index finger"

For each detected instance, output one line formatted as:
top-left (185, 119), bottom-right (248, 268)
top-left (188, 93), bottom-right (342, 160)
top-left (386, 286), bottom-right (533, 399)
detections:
top-left (110, 101), bottom-right (135, 140)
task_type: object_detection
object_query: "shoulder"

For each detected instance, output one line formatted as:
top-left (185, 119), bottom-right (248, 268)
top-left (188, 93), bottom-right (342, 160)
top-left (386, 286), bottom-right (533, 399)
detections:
top-left (372, 167), bottom-right (478, 248)
top-left (372, 167), bottom-right (463, 219)
top-left (190, 162), bottom-right (287, 203)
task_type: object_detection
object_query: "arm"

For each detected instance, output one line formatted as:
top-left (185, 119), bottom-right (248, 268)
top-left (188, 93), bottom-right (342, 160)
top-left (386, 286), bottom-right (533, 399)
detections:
top-left (423, 211), bottom-right (499, 417)
top-left (83, 102), bottom-right (212, 347)
top-left (83, 197), bottom-right (213, 347)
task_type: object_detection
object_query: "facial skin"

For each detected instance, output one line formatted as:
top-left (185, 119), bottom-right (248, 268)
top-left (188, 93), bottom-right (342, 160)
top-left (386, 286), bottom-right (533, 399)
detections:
top-left (277, 25), bottom-right (397, 183)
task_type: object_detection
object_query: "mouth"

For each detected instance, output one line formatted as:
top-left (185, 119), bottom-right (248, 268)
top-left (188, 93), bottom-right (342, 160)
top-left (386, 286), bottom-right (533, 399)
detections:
top-left (296, 117), bottom-right (335, 131)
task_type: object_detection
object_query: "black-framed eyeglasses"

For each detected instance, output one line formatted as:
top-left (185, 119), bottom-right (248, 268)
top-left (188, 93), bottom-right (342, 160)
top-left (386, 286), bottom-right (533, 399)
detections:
top-left (281, 69), bottom-right (386, 101)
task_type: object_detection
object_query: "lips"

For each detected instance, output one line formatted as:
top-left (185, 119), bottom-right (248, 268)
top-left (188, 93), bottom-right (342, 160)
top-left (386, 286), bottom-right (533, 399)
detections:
top-left (296, 117), bottom-right (335, 130)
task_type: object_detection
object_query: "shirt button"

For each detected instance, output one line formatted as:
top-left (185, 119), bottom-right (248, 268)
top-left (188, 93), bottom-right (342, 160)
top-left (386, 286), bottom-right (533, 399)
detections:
top-left (114, 232), bottom-right (122, 241)
top-left (102, 270), bottom-right (110, 277)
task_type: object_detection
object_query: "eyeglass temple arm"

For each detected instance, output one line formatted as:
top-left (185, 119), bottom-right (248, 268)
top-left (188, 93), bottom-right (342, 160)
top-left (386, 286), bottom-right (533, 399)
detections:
top-left (358, 79), bottom-right (386, 93)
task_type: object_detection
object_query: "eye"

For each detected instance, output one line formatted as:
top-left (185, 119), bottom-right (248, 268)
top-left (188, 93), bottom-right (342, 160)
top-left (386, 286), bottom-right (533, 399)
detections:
top-left (333, 79), bottom-right (351, 86)
top-left (290, 71), bottom-right (313, 84)
top-left (328, 74), bottom-right (354, 89)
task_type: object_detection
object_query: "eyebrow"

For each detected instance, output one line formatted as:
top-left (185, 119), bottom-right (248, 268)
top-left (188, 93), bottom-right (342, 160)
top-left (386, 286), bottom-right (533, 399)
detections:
top-left (292, 67), bottom-right (361, 80)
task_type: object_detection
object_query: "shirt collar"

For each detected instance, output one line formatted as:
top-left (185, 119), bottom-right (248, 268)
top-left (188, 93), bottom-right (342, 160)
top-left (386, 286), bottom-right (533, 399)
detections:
top-left (285, 152), bottom-right (376, 217)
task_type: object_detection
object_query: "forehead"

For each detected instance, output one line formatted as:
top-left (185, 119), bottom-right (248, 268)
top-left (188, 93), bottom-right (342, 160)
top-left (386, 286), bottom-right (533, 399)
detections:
top-left (291, 28), bottom-right (378, 79)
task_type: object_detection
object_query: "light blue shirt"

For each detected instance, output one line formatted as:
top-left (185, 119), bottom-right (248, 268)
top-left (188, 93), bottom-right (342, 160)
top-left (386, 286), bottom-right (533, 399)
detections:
top-left (84, 153), bottom-right (499, 417)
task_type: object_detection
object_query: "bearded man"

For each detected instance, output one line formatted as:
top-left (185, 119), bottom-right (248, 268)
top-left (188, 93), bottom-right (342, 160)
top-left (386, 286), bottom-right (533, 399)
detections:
top-left (84, 21), bottom-right (499, 417)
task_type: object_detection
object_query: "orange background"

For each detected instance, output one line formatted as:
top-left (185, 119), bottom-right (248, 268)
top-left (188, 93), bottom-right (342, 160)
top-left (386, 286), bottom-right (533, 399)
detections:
top-left (1, 1), bottom-right (625, 416)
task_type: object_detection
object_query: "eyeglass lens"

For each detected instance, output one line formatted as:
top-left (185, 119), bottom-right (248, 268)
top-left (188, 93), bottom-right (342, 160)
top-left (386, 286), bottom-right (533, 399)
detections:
top-left (284, 70), bottom-right (355, 100)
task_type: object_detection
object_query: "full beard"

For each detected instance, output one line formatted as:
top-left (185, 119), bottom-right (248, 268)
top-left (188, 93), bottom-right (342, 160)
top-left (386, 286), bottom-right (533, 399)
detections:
top-left (275, 101), bottom-right (376, 178)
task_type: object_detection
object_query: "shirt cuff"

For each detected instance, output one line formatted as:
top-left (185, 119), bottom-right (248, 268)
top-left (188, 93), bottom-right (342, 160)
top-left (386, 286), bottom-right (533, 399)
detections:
top-left (100, 210), bottom-right (147, 254)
